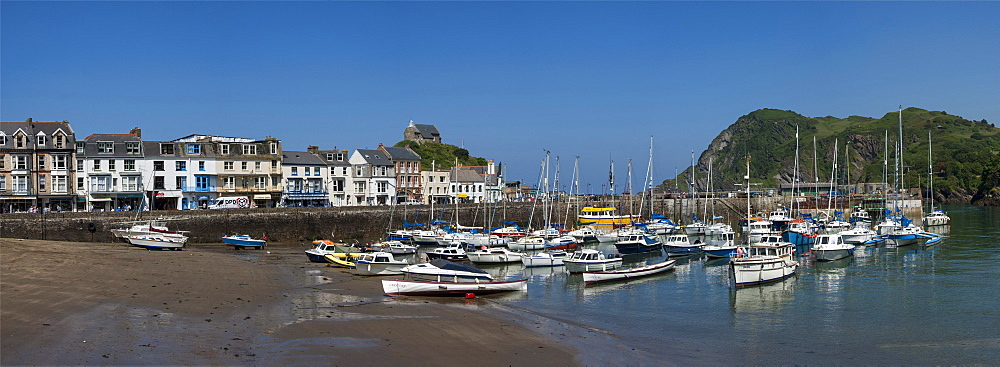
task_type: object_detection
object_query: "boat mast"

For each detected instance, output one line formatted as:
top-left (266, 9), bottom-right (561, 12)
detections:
top-left (896, 105), bottom-right (904, 213)
top-left (928, 131), bottom-right (934, 213)
top-left (627, 159), bottom-right (634, 218)
top-left (826, 138), bottom-right (839, 221)
top-left (792, 125), bottom-right (800, 214)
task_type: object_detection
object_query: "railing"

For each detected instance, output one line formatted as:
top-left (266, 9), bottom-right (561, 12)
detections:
top-left (218, 186), bottom-right (282, 193)
top-left (180, 186), bottom-right (218, 193)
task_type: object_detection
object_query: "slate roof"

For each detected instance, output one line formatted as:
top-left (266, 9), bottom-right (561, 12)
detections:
top-left (381, 146), bottom-right (421, 161)
top-left (77, 133), bottom-right (143, 158)
top-left (315, 149), bottom-right (352, 166)
top-left (413, 124), bottom-right (439, 138)
top-left (0, 121), bottom-right (76, 149)
top-left (282, 151), bottom-right (326, 166)
top-left (356, 149), bottom-right (393, 166)
top-left (450, 168), bottom-right (484, 183)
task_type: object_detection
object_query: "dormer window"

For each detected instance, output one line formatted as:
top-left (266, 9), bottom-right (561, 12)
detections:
top-left (126, 142), bottom-right (140, 154)
top-left (326, 153), bottom-right (334, 161)
top-left (97, 141), bottom-right (114, 154)
top-left (160, 143), bottom-right (174, 155)
top-left (0, 133), bottom-right (6, 146)
top-left (270, 142), bottom-right (277, 155)
top-left (243, 144), bottom-right (257, 155)
top-left (36, 134), bottom-right (47, 147)
top-left (337, 152), bottom-right (344, 161)
top-left (54, 134), bottom-right (65, 149)
top-left (220, 144), bottom-right (230, 155)
top-left (15, 134), bottom-right (26, 149)
top-left (76, 142), bottom-right (85, 153)
top-left (186, 143), bottom-right (201, 155)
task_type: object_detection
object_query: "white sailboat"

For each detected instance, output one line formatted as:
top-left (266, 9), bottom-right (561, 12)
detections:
top-left (923, 131), bottom-right (951, 226)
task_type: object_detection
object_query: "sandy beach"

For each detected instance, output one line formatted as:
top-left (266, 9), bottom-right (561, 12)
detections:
top-left (0, 238), bottom-right (617, 366)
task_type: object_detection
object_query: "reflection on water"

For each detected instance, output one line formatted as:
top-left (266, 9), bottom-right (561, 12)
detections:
top-left (730, 277), bottom-right (796, 313)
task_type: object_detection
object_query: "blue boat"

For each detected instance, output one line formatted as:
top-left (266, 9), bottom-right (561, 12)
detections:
top-left (222, 234), bottom-right (267, 249)
top-left (702, 245), bottom-right (738, 258)
top-left (613, 233), bottom-right (663, 254)
top-left (781, 230), bottom-right (815, 246)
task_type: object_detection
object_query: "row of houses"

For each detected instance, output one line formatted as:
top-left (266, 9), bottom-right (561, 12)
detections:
top-left (0, 119), bottom-right (504, 213)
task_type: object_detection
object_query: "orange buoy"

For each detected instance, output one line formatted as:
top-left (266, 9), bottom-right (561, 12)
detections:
top-left (465, 293), bottom-right (476, 299)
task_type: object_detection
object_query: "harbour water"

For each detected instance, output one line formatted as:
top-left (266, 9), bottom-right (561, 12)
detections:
top-left (468, 204), bottom-right (999, 364)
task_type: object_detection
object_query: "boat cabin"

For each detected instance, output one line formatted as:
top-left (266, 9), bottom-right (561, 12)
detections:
top-left (815, 235), bottom-right (845, 246)
top-left (665, 235), bottom-right (690, 244)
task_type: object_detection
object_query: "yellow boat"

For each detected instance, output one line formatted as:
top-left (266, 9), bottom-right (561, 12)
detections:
top-left (325, 254), bottom-right (356, 268)
top-left (577, 207), bottom-right (640, 230)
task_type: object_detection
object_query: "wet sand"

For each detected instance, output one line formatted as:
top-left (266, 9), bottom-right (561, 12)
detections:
top-left (0, 238), bottom-right (607, 366)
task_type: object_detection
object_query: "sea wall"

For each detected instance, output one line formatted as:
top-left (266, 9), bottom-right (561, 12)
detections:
top-left (1, 196), bottom-right (920, 243)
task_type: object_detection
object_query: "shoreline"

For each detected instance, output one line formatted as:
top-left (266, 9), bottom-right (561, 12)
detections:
top-left (1, 238), bottom-right (627, 365)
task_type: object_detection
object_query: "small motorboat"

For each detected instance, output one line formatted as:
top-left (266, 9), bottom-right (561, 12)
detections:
top-left (126, 232), bottom-right (188, 250)
top-left (811, 234), bottom-right (855, 262)
top-left (564, 249), bottom-right (623, 273)
top-left (467, 247), bottom-right (527, 264)
top-left (370, 240), bottom-right (417, 255)
top-left (382, 278), bottom-right (527, 297)
top-left (613, 232), bottom-right (663, 254)
top-left (222, 234), bottom-right (266, 249)
top-left (325, 255), bottom-right (356, 269)
top-left (662, 234), bottom-right (702, 255)
top-left (400, 259), bottom-right (493, 282)
top-left (521, 250), bottom-right (569, 267)
top-left (730, 239), bottom-right (798, 287)
top-left (583, 259), bottom-right (677, 284)
top-left (355, 252), bottom-right (410, 275)
top-left (305, 240), bottom-right (362, 263)
top-left (425, 244), bottom-right (469, 261)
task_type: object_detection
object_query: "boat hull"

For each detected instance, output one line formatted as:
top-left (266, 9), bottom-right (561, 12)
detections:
top-left (614, 242), bottom-right (663, 255)
top-left (781, 231), bottom-right (815, 246)
top-left (564, 259), bottom-right (623, 273)
top-left (425, 253), bottom-right (469, 261)
top-left (127, 236), bottom-right (186, 250)
top-left (467, 252), bottom-right (524, 264)
top-left (521, 253), bottom-right (568, 267)
top-left (382, 279), bottom-right (527, 296)
top-left (730, 257), bottom-right (797, 287)
top-left (583, 260), bottom-right (676, 284)
top-left (813, 248), bottom-right (855, 262)
top-left (703, 246), bottom-right (738, 258)
top-left (222, 236), bottom-right (266, 249)
top-left (356, 262), bottom-right (408, 276)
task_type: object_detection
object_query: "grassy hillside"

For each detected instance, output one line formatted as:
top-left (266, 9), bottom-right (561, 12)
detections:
top-left (394, 140), bottom-right (488, 171)
top-left (662, 108), bottom-right (1000, 203)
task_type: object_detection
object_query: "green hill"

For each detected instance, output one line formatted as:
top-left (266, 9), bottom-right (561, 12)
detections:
top-left (394, 140), bottom-right (488, 171)
top-left (662, 108), bottom-right (1000, 204)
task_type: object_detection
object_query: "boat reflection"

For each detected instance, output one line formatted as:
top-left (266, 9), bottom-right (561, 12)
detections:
top-left (729, 276), bottom-right (796, 313)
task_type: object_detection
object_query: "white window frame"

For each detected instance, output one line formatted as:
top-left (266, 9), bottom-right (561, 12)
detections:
top-left (243, 144), bottom-right (257, 155)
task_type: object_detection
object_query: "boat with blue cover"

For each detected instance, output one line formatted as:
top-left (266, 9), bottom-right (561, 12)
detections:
top-left (222, 234), bottom-right (266, 249)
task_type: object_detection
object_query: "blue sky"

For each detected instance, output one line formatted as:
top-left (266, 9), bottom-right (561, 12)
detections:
top-left (3, 1), bottom-right (998, 193)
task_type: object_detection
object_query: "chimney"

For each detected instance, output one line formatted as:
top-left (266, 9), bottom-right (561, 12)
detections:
top-left (378, 143), bottom-right (384, 148)
top-left (25, 118), bottom-right (32, 122)
top-left (307, 145), bottom-right (319, 154)
top-left (130, 127), bottom-right (142, 138)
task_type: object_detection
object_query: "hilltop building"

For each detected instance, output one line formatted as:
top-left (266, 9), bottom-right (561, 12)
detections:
top-left (403, 120), bottom-right (441, 144)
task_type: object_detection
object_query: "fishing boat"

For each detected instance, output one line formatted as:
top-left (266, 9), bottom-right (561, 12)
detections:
top-left (583, 259), bottom-right (676, 284)
top-left (810, 234), bottom-right (855, 262)
top-left (490, 223), bottom-right (527, 239)
top-left (730, 239), bottom-right (798, 287)
top-left (849, 206), bottom-right (872, 225)
top-left (683, 220), bottom-right (707, 236)
top-left (544, 235), bottom-right (580, 250)
top-left (521, 250), bottom-right (569, 267)
top-left (222, 234), bottom-right (266, 249)
top-left (577, 207), bottom-right (640, 231)
top-left (662, 234), bottom-right (702, 255)
top-left (467, 247), bottom-right (527, 264)
top-left (567, 226), bottom-right (603, 242)
top-left (613, 232), bottom-right (663, 255)
top-left (564, 249), bottom-right (623, 273)
top-left (781, 220), bottom-right (816, 246)
top-left (354, 252), bottom-right (410, 275)
top-left (507, 236), bottom-right (549, 251)
top-left (702, 231), bottom-right (738, 258)
top-left (126, 233), bottom-right (188, 250)
top-left (382, 278), bottom-right (528, 297)
top-left (747, 220), bottom-right (778, 244)
top-left (304, 240), bottom-right (362, 263)
top-left (425, 244), bottom-right (469, 261)
top-left (399, 259), bottom-right (493, 282)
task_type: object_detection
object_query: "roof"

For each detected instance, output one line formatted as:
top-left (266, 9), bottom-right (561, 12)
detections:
top-left (315, 149), bottom-right (352, 166)
top-left (450, 168), bottom-right (484, 183)
top-left (356, 149), bottom-right (394, 166)
top-left (282, 151), bottom-right (326, 166)
top-left (0, 121), bottom-right (76, 149)
top-left (413, 124), bottom-right (440, 137)
top-left (75, 132), bottom-right (143, 157)
top-left (381, 146), bottom-right (421, 160)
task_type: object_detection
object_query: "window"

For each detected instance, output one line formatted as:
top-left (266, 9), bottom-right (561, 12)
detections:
top-left (0, 134), bottom-right (6, 145)
top-left (37, 155), bottom-right (45, 170)
top-left (342, 167), bottom-right (348, 176)
top-left (199, 161), bottom-right (205, 171)
top-left (356, 166), bottom-right (364, 176)
top-left (287, 178), bottom-right (303, 192)
top-left (77, 159), bottom-right (83, 170)
top-left (15, 134), bottom-right (26, 148)
top-left (14, 155), bottom-right (28, 170)
top-left (223, 177), bottom-right (235, 189)
top-left (196, 176), bottom-right (211, 191)
top-left (327, 153), bottom-right (334, 161)
top-left (153, 161), bottom-right (164, 171)
top-left (76, 142), bottom-right (85, 153)
top-left (160, 144), bottom-right (174, 155)
top-left (176, 176), bottom-right (187, 190)
top-left (122, 176), bottom-right (139, 191)
top-left (55, 134), bottom-right (65, 149)
top-left (242, 144), bottom-right (257, 155)
top-left (37, 135), bottom-right (47, 147)
top-left (124, 159), bottom-right (135, 171)
top-left (337, 152), bottom-right (345, 161)
top-left (153, 176), bottom-right (165, 189)
top-left (304, 167), bottom-right (310, 176)
top-left (0, 176), bottom-right (5, 190)
top-left (14, 176), bottom-right (29, 193)
top-left (176, 161), bottom-right (186, 171)
top-left (331, 179), bottom-right (344, 192)
top-left (314, 167), bottom-right (320, 176)
top-left (186, 144), bottom-right (201, 155)
top-left (91, 176), bottom-right (109, 192)
top-left (271, 160), bottom-right (278, 169)
top-left (0, 154), bottom-right (5, 170)
top-left (93, 159), bottom-right (101, 171)
top-left (255, 177), bottom-right (266, 189)
top-left (38, 175), bottom-right (46, 191)
top-left (224, 161), bottom-right (234, 171)
top-left (77, 177), bottom-right (84, 190)
top-left (126, 142), bottom-right (140, 154)
top-left (108, 159), bottom-right (116, 171)
top-left (53, 155), bottom-right (67, 170)
top-left (355, 181), bottom-right (366, 193)
top-left (377, 181), bottom-right (388, 193)
top-left (270, 143), bottom-right (277, 155)
top-left (255, 161), bottom-right (261, 171)
top-left (291, 167), bottom-right (298, 176)
top-left (380, 166), bottom-right (387, 176)
top-left (241, 162), bottom-right (248, 171)
top-left (98, 142), bottom-right (113, 154)
top-left (220, 144), bottom-right (230, 155)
